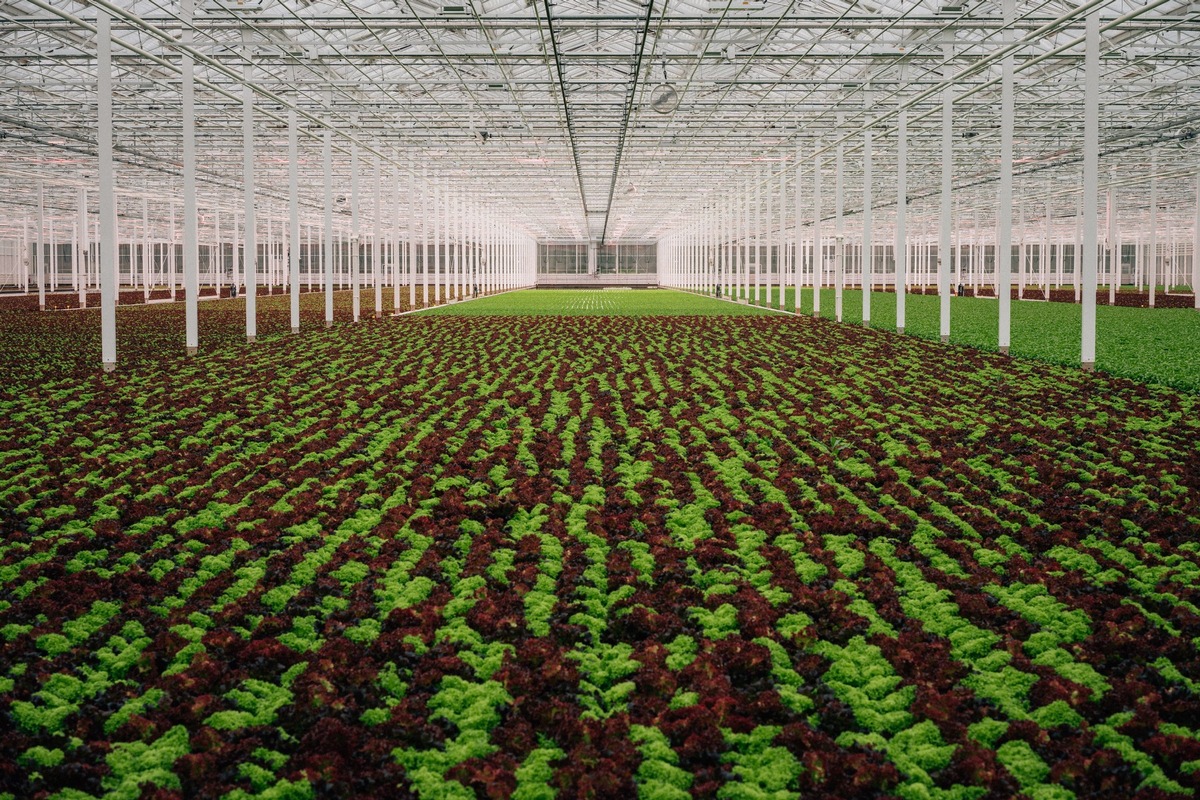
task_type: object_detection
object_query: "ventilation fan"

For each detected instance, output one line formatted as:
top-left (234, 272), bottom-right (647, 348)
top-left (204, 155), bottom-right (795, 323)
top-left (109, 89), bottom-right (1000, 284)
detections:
top-left (649, 83), bottom-right (680, 114)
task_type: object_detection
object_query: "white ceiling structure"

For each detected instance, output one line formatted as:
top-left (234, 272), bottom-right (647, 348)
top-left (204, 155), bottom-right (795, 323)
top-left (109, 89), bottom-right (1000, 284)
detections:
top-left (1, 0), bottom-right (1199, 246)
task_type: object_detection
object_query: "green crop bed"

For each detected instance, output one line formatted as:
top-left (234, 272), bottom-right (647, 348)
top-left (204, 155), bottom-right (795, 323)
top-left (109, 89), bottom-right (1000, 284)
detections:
top-left (419, 289), bottom-right (775, 316)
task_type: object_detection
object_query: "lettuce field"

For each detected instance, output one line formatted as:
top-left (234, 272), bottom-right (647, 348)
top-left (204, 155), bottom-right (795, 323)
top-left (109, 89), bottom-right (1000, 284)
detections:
top-left (2, 289), bottom-right (1199, 799)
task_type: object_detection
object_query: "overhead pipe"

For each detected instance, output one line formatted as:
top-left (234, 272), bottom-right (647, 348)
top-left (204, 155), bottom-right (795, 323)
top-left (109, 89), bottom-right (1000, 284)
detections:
top-left (24, 0), bottom-right (528, 235)
top-left (599, 0), bottom-right (659, 245)
top-left (662, 0), bottom-right (1178, 230)
top-left (538, 0), bottom-right (589, 229)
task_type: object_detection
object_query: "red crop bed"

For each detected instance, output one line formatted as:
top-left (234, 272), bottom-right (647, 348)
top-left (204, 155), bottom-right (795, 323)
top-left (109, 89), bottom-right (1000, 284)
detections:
top-left (25, 287), bottom-right (344, 312)
top-left (0, 290), bottom-right (418, 383)
top-left (1, 305), bottom-right (1199, 799)
top-left (923, 287), bottom-right (1196, 308)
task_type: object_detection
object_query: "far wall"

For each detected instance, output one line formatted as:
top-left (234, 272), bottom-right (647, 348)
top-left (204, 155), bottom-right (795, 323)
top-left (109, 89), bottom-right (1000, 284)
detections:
top-left (538, 242), bottom-right (657, 275)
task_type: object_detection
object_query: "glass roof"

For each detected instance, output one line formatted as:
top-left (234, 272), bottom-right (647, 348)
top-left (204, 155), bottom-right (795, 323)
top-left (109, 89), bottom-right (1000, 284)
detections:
top-left (2, 0), bottom-right (1198, 244)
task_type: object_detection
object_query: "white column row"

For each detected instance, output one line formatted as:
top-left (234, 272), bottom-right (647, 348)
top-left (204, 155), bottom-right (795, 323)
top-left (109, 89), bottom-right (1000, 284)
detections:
top-left (77, 7), bottom-right (534, 371)
top-left (660, 4), bottom-right (1131, 371)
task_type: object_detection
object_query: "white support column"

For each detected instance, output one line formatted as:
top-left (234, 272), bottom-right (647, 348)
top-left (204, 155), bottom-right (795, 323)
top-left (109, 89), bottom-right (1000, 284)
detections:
top-left (940, 56), bottom-right (953, 343)
top-left (753, 172), bottom-right (762, 303)
top-left (1074, 195), bottom-right (1083, 302)
top-left (437, 178), bottom-right (446, 302)
top-left (215, 207), bottom-right (223, 295)
top-left (703, 219), bottom-right (710, 295)
top-left (232, 210), bottom-right (240, 290)
top-left (793, 140), bottom-right (802, 312)
top-left (323, 127), bottom-right (334, 327)
top-left (98, 11), bottom-right (117, 371)
top-left (466, 193), bottom-right (473, 298)
top-left (373, 156), bottom-right (382, 317)
top-left (971, 209), bottom-right (979, 294)
top-left (92, 215), bottom-right (98, 290)
top-left (350, 139), bottom-right (360, 322)
top-left (710, 208), bottom-right (720, 298)
top-left (1133, 233), bottom-right (1141, 291)
top-left (764, 168), bottom-right (773, 306)
top-left (458, 193), bottom-right (466, 299)
top-left (272, 209), bottom-right (278, 291)
top-left (451, 187), bottom-right (460, 300)
top-left (409, 156), bottom-right (417, 308)
top-left (482, 214), bottom-right (489, 294)
top-left (393, 156), bottom-right (401, 313)
top-left (242, 36), bottom-right (257, 343)
top-left (896, 104), bottom-right (907, 334)
top-left (474, 196), bottom-right (482, 298)
top-left (263, 213), bottom-right (270, 292)
top-left (714, 206), bottom-right (721, 297)
top-left (336, 227), bottom-right (343, 290)
top-left (812, 145), bottom-right (823, 317)
top-left (1149, 154), bottom-right (1158, 307)
top-left (141, 197), bottom-right (149, 300)
top-left (834, 138), bottom-right (844, 322)
top-left (421, 167), bottom-right (429, 306)
top-left (20, 216), bottom-right (27, 294)
top-left (288, 106), bottom-right (300, 333)
top-left (444, 179), bottom-right (452, 301)
top-left (1107, 173), bottom-right (1117, 305)
top-left (997, 0), bottom-right (1015, 352)
top-left (276, 212), bottom-right (283, 291)
top-left (1017, 202), bottom-right (1026, 299)
top-left (78, 188), bottom-right (89, 308)
top-left (1041, 187), bottom-right (1050, 299)
top-left (170, 202), bottom-right (178, 299)
top-left (182, 0), bottom-right (199, 353)
top-left (724, 199), bottom-right (731, 296)
top-left (72, 219), bottom-right (79, 296)
top-left (50, 217), bottom-right (58, 294)
top-left (1194, 171), bottom-right (1200, 309)
top-left (465, 196), bottom-right (470, 297)
top-left (863, 127), bottom-right (873, 327)
top-left (742, 185), bottom-right (750, 301)
top-left (778, 164), bottom-right (786, 307)
top-left (712, 212), bottom-right (718, 295)
top-left (1170, 213), bottom-right (1178, 292)
top-left (36, 180), bottom-right (45, 310)
top-left (1081, 6), bottom-right (1100, 370)
top-left (444, 179), bottom-right (453, 301)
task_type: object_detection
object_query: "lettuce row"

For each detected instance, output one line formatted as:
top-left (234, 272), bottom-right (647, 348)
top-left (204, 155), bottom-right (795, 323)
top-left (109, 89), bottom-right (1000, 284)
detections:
top-left (562, 487), bottom-right (642, 721)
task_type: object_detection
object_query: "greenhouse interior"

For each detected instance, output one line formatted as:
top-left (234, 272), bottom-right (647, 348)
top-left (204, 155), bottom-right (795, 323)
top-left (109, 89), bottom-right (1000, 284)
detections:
top-left (1, 1), bottom-right (1199, 798)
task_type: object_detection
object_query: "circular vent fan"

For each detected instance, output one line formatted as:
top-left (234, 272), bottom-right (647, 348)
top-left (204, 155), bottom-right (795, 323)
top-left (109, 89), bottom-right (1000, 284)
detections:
top-left (649, 83), bottom-right (680, 114)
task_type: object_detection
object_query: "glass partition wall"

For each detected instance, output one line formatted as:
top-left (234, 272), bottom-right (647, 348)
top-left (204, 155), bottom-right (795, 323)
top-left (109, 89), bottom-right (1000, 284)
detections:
top-left (537, 242), bottom-right (657, 276)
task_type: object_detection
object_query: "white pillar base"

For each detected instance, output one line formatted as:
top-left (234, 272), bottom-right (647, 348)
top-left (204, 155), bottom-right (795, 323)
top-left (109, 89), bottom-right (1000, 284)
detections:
top-left (1082, 361), bottom-right (1095, 372)
top-left (941, 334), bottom-right (949, 344)
top-left (999, 346), bottom-right (1009, 355)
top-left (291, 327), bottom-right (300, 334)
top-left (187, 347), bottom-right (198, 356)
top-left (325, 320), bottom-right (333, 328)
top-left (102, 361), bottom-right (116, 373)
top-left (247, 335), bottom-right (256, 344)
top-left (897, 326), bottom-right (905, 335)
